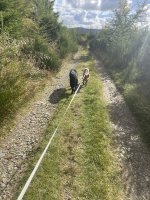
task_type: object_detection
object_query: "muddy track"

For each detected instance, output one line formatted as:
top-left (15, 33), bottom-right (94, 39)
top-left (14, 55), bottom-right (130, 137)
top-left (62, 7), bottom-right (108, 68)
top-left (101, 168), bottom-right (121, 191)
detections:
top-left (95, 59), bottom-right (150, 200)
top-left (0, 52), bottom-right (81, 200)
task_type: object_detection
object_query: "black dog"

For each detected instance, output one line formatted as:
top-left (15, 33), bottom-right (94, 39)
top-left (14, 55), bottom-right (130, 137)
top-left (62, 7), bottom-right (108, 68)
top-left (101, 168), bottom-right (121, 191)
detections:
top-left (69, 69), bottom-right (78, 94)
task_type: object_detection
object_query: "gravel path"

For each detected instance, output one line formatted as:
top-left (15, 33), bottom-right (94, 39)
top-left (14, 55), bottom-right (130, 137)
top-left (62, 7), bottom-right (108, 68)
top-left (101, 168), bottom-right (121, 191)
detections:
top-left (0, 52), bottom-right (80, 200)
top-left (95, 60), bottom-right (150, 200)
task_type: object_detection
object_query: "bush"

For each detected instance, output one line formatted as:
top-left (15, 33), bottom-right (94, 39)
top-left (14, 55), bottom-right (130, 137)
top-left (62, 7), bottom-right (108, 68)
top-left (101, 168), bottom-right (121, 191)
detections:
top-left (21, 36), bottom-right (61, 71)
top-left (0, 34), bottom-right (25, 122)
top-left (59, 28), bottom-right (78, 58)
top-left (0, 62), bottom-right (25, 122)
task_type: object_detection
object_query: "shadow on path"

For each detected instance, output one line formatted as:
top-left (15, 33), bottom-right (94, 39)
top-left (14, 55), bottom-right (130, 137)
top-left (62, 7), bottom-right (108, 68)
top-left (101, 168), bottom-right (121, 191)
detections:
top-left (49, 88), bottom-right (70, 104)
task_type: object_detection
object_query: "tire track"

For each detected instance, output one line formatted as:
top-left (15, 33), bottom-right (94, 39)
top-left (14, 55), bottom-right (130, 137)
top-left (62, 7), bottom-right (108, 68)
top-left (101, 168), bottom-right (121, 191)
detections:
top-left (95, 59), bottom-right (150, 200)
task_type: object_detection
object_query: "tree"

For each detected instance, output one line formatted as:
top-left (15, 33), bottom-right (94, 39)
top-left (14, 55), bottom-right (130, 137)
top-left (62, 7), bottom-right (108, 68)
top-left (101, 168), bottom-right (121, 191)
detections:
top-left (106, 0), bottom-right (148, 66)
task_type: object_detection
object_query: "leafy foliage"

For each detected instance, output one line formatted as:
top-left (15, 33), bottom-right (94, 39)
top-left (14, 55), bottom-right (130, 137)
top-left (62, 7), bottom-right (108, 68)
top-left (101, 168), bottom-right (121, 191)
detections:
top-left (0, 0), bottom-right (78, 127)
top-left (89, 0), bottom-right (150, 144)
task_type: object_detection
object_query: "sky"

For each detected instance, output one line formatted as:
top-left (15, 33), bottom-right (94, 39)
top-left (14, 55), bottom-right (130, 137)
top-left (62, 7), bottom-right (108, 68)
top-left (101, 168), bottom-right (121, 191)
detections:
top-left (54, 0), bottom-right (150, 29)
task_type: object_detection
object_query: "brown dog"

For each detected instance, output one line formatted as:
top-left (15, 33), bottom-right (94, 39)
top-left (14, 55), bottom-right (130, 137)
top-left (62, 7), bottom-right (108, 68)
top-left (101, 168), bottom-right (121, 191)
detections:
top-left (82, 68), bottom-right (90, 86)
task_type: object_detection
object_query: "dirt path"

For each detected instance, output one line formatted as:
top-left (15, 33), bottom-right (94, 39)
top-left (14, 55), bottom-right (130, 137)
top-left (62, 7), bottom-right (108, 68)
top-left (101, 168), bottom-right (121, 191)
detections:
top-left (0, 52), bottom-right (80, 200)
top-left (95, 59), bottom-right (150, 200)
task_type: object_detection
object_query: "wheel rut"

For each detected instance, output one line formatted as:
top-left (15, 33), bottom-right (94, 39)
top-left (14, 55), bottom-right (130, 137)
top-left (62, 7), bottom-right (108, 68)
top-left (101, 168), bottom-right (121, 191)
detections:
top-left (95, 59), bottom-right (150, 200)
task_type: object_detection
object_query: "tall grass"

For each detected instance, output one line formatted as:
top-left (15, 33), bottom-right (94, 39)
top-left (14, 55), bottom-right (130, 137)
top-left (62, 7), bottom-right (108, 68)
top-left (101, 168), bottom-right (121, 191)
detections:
top-left (0, 34), bottom-right (24, 120)
top-left (0, 33), bottom-right (48, 130)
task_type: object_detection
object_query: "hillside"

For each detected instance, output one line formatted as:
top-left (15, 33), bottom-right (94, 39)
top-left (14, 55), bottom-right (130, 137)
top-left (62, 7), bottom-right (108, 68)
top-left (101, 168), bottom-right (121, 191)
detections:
top-left (71, 27), bottom-right (99, 34)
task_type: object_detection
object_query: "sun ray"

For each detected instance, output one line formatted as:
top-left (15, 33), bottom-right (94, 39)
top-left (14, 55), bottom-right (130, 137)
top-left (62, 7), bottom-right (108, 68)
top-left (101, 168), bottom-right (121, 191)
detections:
top-left (98, 0), bottom-right (102, 7)
top-left (138, 31), bottom-right (150, 62)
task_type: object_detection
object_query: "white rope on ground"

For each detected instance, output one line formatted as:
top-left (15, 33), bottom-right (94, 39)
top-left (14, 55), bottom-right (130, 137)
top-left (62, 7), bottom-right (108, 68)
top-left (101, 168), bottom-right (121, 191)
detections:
top-left (17, 83), bottom-right (81, 200)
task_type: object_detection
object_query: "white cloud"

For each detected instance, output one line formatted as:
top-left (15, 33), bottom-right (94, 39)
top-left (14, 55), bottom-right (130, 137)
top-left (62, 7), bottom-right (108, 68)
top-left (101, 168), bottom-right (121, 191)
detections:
top-left (54, 0), bottom-right (150, 29)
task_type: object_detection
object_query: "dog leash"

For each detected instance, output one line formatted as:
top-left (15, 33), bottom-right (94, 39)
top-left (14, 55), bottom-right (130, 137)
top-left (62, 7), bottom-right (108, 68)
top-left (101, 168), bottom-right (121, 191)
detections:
top-left (17, 83), bottom-right (81, 200)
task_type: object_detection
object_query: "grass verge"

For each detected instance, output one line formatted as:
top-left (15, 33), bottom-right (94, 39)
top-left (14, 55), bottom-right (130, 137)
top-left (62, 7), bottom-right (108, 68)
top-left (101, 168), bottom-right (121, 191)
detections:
top-left (15, 51), bottom-right (123, 200)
